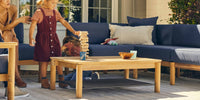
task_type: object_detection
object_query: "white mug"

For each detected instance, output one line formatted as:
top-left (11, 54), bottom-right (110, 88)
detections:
top-left (130, 50), bottom-right (137, 59)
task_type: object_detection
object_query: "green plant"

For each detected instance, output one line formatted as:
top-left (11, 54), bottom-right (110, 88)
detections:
top-left (60, 0), bottom-right (81, 22)
top-left (168, 0), bottom-right (200, 24)
top-left (59, 0), bottom-right (70, 18)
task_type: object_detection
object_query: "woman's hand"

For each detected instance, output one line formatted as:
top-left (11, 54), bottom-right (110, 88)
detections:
top-left (19, 16), bottom-right (31, 24)
top-left (29, 37), bottom-right (36, 46)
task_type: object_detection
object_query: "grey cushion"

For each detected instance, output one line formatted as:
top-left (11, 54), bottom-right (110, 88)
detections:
top-left (171, 47), bottom-right (200, 65)
top-left (89, 44), bottom-right (136, 56)
top-left (0, 54), bottom-right (8, 74)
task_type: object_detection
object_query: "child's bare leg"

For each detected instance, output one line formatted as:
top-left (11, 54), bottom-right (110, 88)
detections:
top-left (40, 62), bottom-right (50, 89)
top-left (15, 43), bottom-right (27, 87)
top-left (57, 66), bottom-right (68, 88)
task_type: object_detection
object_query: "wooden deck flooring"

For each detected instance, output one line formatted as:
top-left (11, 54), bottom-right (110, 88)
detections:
top-left (1, 71), bottom-right (200, 100)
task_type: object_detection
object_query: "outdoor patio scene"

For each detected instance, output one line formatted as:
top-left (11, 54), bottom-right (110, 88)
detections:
top-left (1, 0), bottom-right (200, 100)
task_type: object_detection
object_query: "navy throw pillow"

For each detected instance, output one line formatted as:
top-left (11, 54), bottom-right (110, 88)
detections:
top-left (127, 16), bottom-right (158, 44)
top-left (127, 16), bottom-right (158, 26)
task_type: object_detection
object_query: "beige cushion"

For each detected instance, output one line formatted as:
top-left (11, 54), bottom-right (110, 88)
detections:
top-left (109, 24), bottom-right (154, 45)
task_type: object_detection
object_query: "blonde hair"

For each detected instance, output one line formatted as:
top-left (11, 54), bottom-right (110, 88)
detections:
top-left (37, 0), bottom-right (44, 6)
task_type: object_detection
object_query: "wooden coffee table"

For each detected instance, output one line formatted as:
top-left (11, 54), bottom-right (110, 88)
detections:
top-left (50, 56), bottom-right (161, 98)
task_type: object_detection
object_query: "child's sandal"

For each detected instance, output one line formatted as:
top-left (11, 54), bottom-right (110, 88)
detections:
top-left (58, 75), bottom-right (68, 88)
top-left (41, 77), bottom-right (50, 89)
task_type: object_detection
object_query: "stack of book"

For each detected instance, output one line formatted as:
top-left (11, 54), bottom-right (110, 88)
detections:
top-left (79, 31), bottom-right (89, 58)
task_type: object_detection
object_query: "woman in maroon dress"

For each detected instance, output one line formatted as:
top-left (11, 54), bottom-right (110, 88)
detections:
top-left (29, 0), bottom-right (79, 89)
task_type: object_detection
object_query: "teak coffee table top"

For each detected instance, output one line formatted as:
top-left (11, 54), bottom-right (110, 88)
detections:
top-left (51, 56), bottom-right (161, 64)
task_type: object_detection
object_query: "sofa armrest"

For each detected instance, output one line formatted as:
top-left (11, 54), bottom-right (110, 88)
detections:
top-left (0, 42), bottom-right (17, 100)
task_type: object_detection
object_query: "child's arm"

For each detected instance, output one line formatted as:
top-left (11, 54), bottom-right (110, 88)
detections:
top-left (29, 20), bottom-right (37, 46)
top-left (59, 19), bottom-right (80, 36)
top-left (0, 29), bottom-right (2, 36)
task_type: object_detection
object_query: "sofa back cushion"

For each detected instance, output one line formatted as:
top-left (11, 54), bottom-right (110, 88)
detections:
top-left (156, 25), bottom-right (174, 45)
top-left (67, 23), bottom-right (109, 44)
top-left (14, 23), bottom-right (24, 43)
top-left (127, 16), bottom-right (158, 44)
top-left (110, 25), bottom-right (154, 45)
top-left (172, 24), bottom-right (200, 47)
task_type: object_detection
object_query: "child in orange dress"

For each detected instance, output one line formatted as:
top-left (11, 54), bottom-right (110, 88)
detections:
top-left (29, 0), bottom-right (80, 89)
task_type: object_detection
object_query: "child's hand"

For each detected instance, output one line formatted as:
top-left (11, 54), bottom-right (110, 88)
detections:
top-left (74, 31), bottom-right (80, 36)
top-left (29, 38), bottom-right (36, 46)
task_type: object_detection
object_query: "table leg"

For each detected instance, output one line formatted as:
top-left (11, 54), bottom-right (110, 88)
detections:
top-left (155, 62), bottom-right (161, 93)
top-left (133, 69), bottom-right (138, 79)
top-left (50, 59), bottom-right (57, 90)
top-left (124, 69), bottom-right (129, 79)
top-left (76, 65), bottom-right (83, 98)
top-left (170, 62), bottom-right (175, 85)
top-left (8, 47), bottom-right (15, 100)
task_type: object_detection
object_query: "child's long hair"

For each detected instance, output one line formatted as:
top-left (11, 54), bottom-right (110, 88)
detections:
top-left (36, 0), bottom-right (45, 6)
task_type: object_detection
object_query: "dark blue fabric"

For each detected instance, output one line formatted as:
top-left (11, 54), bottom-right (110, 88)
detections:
top-left (134, 45), bottom-right (181, 62)
top-left (110, 23), bottom-right (128, 26)
top-left (14, 23), bottom-right (24, 43)
top-left (0, 54), bottom-right (8, 74)
top-left (127, 16), bottom-right (158, 26)
top-left (172, 24), bottom-right (200, 48)
top-left (18, 44), bottom-right (34, 60)
top-left (171, 47), bottom-right (200, 65)
top-left (64, 71), bottom-right (92, 81)
top-left (0, 36), bottom-right (5, 54)
top-left (0, 41), bottom-right (8, 54)
top-left (89, 44), bottom-right (136, 56)
top-left (68, 23), bottom-right (109, 44)
top-left (127, 16), bottom-right (158, 44)
top-left (156, 25), bottom-right (174, 45)
top-left (0, 33), bottom-right (3, 41)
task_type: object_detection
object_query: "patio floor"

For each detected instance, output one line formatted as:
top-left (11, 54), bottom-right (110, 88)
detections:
top-left (1, 70), bottom-right (200, 100)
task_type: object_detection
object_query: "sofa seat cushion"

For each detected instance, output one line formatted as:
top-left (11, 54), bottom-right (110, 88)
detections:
top-left (134, 45), bottom-right (182, 61)
top-left (89, 44), bottom-right (136, 56)
top-left (19, 44), bottom-right (34, 60)
top-left (0, 54), bottom-right (8, 74)
top-left (171, 48), bottom-right (200, 65)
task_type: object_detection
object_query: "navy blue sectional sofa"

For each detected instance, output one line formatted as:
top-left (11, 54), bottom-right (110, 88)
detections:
top-left (67, 23), bottom-right (200, 85)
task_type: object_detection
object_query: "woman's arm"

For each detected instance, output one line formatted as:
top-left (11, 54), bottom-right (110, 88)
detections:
top-left (29, 20), bottom-right (37, 46)
top-left (59, 19), bottom-right (79, 35)
top-left (0, 5), bottom-right (30, 31)
top-left (2, 16), bottom-right (31, 31)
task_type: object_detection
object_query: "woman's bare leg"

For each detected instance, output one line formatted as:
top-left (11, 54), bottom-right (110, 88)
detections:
top-left (15, 43), bottom-right (27, 88)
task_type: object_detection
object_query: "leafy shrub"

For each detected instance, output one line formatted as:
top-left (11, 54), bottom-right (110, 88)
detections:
top-left (168, 0), bottom-right (200, 24)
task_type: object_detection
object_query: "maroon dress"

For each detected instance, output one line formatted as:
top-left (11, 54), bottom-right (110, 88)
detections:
top-left (34, 8), bottom-right (61, 61)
